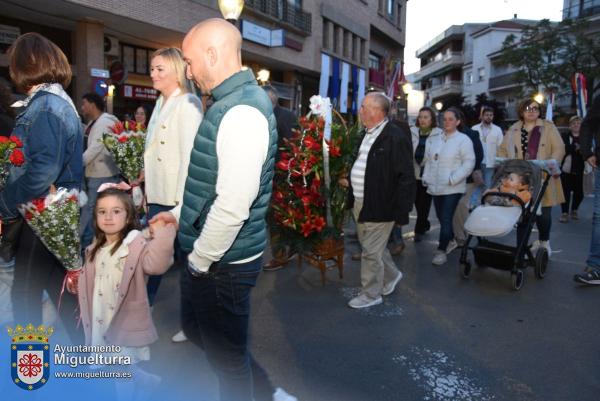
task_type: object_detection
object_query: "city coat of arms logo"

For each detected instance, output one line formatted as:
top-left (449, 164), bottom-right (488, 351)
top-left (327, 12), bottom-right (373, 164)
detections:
top-left (7, 324), bottom-right (53, 390)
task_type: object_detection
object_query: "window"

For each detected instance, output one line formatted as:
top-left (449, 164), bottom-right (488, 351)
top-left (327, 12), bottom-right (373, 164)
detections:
top-left (121, 43), bottom-right (154, 75)
top-left (477, 67), bottom-right (485, 82)
top-left (387, 0), bottom-right (394, 16)
top-left (369, 53), bottom-right (381, 70)
top-left (465, 72), bottom-right (473, 85)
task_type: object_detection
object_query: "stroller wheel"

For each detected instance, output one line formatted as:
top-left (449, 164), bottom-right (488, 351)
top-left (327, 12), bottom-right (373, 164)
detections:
top-left (535, 248), bottom-right (548, 279)
top-left (511, 270), bottom-right (524, 291)
top-left (461, 261), bottom-right (471, 279)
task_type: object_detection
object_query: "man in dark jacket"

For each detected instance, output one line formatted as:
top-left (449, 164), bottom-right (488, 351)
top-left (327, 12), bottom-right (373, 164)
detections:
top-left (574, 95), bottom-right (600, 285)
top-left (262, 86), bottom-right (299, 271)
top-left (343, 92), bottom-right (415, 308)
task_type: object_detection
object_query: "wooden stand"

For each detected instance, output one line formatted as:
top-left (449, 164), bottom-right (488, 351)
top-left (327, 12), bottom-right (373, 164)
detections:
top-left (298, 238), bottom-right (344, 285)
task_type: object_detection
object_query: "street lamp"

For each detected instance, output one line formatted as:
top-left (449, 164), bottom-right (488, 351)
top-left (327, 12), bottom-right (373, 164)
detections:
top-left (218, 0), bottom-right (244, 23)
top-left (434, 101), bottom-right (443, 111)
top-left (257, 69), bottom-right (270, 84)
top-left (533, 92), bottom-right (544, 104)
top-left (402, 82), bottom-right (413, 94)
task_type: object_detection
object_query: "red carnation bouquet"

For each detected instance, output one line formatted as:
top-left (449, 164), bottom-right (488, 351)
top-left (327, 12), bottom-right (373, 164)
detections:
top-left (0, 135), bottom-right (25, 190)
top-left (103, 121), bottom-right (146, 206)
top-left (102, 120), bottom-right (146, 182)
top-left (19, 188), bottom-right (82, 272)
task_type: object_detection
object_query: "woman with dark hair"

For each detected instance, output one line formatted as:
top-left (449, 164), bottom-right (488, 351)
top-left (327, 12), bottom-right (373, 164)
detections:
top-left (422, 107), bottom-right (475, 265)
top-left (0, 79), bottom-right (15, 134)
top-left (559, 116), bottom-right (585, 222)
top-left (574, 95), bottom-right (600, 284)
top-left (498, 98), bottom-right (565, 256)
top-left (410, 106), bottom-right (442, 242)
top-left (1, 33), bottom-right (83, 342)
top-left (134, 104), bottom-right (152, 127)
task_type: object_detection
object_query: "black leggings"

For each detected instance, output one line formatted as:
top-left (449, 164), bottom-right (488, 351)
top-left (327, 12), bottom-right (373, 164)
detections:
top-left (561, 172), bottom-right (584, 213)
top-left (517, 206), bottom-right (553, 243)
top-left (414, 180), bottom-right (432, 235)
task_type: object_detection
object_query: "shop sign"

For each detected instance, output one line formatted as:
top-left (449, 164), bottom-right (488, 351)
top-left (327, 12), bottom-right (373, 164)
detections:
top-left (122, 85), bottom-right (158, 101)
top-left (271, 29), bottom-right (284, 47)
top-left (90, 68), bottom-right (110, 79)
top-left (0, 24), bottom-right (20, 45)
top-left (242, 20), bottom-right (271, 46)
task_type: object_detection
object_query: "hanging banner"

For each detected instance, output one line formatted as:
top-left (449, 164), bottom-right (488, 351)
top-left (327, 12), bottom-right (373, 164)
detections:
top-left (339, 62), bottom-right (350, 113)
top-left (357, 68), bottom-right (366, 110)
top-left (331, 58), bottom-right (341, 108)
top-left (319, 54), bottom-right (330, 98)
top-left (351, 65), bottom-right (358, 115)
top-left (545, 92), bottom-right (554, 121)
top-left (573, 72), bottom-right (588, 118)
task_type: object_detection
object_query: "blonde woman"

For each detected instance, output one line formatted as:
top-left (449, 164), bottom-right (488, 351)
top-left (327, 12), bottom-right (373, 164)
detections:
top-left (143, 47), bottom-right (203, 316)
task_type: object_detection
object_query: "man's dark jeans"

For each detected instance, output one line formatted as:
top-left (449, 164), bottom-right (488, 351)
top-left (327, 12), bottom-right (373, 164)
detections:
top-left (180, 256), bottom-right (273, 401)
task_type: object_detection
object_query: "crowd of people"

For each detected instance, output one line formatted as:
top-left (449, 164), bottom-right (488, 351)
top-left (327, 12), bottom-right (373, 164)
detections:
top-left (0, 17), bottom-right (599, 401)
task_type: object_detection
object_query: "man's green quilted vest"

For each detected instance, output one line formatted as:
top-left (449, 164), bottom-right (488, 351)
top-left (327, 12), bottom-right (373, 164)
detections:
top-left (178, 70), bottom-right (278, 263)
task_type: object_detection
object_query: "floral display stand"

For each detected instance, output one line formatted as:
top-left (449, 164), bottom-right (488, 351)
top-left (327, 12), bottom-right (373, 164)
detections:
top-left (297, 238), bottom-right (344, 286)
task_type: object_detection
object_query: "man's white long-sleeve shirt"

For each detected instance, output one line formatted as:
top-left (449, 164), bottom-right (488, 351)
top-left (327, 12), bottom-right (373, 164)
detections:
top-left (171, 105), bottom-right (269, 271)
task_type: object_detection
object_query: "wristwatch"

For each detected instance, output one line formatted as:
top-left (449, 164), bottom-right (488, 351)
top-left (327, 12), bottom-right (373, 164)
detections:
top-left (187, 261), bottom-right (210, 277)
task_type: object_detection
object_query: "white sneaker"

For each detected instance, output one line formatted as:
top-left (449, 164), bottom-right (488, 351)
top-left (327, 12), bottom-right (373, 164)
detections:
top-left (446, 239), bottom-right (458, 254)
top-left (530, 240), bottom-right (541, 253)
top-left (348, 293), bottom-right (383, 309)
top-left (171, 330), bottom-right (188, 343)
top-left (273, 387), bottom-right (298, 401)
top-left (382, 271), bottom-right (403, 296)
top-left (432, 250), bottom-right (447, 266)
top-left (539, 240), bottom-right (552, 257)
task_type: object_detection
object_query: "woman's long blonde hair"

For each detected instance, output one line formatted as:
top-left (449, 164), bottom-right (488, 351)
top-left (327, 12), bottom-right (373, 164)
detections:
top-left (151, 47), bottom-right (195, 94)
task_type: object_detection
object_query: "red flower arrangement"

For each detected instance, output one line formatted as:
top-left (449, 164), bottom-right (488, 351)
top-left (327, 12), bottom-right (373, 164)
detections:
top-left (0, 134), bottom-right (25, 190)
top-left (270, 100), bottom-right (359, 252)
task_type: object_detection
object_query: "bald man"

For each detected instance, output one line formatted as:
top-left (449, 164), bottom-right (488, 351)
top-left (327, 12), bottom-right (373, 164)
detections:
top-left (151, 19), bottom-right (287, 401)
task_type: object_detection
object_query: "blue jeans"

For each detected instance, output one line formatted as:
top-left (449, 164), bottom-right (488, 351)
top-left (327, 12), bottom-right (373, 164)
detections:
top-left (180, 256), bottom-right (273, 401)
top-left (587, 168), bottom-right (600, 268)
top-left (81, 175), bottom-right (120, 250)
top-left (433, 193), bottom-right (463, 251)
top-left (483, 166), bottom-right (495, 189)
top-left (146, 203), bottom-right (177, 306)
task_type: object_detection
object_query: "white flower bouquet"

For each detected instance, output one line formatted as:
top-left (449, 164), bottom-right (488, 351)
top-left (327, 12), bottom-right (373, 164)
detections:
top-left (19, 188), bottom-right (82, 271)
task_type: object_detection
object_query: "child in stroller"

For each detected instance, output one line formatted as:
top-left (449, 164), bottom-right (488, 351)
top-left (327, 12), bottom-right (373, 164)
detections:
top-left (484, 171), bottom-right (532, 207)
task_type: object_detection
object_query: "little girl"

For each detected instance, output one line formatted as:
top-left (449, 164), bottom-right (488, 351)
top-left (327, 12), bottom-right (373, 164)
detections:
top-left (77, 184), bottom-right (175, 393)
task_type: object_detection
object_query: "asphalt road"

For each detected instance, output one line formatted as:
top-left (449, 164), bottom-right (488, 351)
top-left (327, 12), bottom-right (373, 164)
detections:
top-left (140, 194), bottom-right (600, 401)
top-left (6, 197), bottom-right (595, 401)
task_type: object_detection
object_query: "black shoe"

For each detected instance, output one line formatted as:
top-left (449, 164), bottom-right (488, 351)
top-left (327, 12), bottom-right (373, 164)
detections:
top-left (574, 269), bottom-right (600, 285)
top-left (414, 233), bottom-right (424, 242)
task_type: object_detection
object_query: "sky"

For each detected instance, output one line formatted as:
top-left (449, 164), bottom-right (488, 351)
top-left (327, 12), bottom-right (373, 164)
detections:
top-left (404, 0), bottom-right (564, 75)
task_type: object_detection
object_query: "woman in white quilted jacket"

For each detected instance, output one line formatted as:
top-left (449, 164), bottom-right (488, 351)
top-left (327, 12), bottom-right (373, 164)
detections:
top-left (142, 48), bottom-right (203, 328)
top-left (422, 107), bottom-right (475, 265)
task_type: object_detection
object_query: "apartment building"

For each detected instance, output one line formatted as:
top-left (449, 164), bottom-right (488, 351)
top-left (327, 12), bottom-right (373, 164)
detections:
top-left (0, 0), bottom-right (407, 117)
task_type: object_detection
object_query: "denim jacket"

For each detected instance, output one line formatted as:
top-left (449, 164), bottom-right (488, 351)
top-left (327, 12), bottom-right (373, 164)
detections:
top-left (0, 91), bottom-right (83, 218)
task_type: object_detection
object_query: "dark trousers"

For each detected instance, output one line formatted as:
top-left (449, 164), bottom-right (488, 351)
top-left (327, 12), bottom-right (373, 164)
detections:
top-left (561, 172), bottom-right (584, 213)
top-left (11, 222), bottom-right (83, 344)
top-left (433, 193), bottom-right (462, 251)
top-left (146, 203), bottom-right (178, 306)
top-left (180, 256), bottom-right (273, 401)
top-left (518, 206), bottom-right (552, 243)
top-left (414, 180), bottom-right (433, 235)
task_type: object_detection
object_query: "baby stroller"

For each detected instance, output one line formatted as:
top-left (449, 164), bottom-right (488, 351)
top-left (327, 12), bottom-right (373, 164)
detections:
top-left (459, 159), bottom-right (556, 290)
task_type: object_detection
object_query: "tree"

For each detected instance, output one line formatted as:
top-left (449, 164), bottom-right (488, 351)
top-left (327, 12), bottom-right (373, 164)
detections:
top-left (500, 18), bottom-right (600, 105)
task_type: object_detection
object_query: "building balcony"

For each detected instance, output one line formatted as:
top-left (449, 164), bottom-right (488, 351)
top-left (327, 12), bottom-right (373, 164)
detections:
top-left (245, 0), bottom-right (312, 35)
top-left (369, 68), bottom-right (385, 87)
top-left (428, 81), bottom-right (463, 99)
top-left (489, 71), bottom-right (520, 92)
top-left (416, 52), bottom-right (464, 82)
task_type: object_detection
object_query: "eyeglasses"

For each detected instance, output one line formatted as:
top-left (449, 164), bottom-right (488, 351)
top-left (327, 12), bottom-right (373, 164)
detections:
top-left (525, 106), bottom-right (540, 112)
